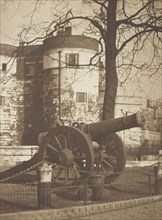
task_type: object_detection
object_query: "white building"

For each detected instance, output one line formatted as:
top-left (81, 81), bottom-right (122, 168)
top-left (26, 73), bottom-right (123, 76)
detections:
top-left (0, 27), bottom-right (100, 145)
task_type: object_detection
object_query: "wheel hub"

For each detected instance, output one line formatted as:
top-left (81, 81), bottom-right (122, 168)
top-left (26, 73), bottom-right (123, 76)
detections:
top-left (94, 148), bottom-right (105, 164)
top-left (58, 149), bottom-right (74, 167)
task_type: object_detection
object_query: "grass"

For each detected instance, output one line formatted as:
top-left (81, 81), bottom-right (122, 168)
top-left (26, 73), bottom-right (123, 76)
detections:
top-left (0, 166), bottom-right (156, 214)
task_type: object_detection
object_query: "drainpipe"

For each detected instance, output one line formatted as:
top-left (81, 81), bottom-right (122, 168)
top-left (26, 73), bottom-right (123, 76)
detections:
top-left (58, 50), bottom-right (62, 119)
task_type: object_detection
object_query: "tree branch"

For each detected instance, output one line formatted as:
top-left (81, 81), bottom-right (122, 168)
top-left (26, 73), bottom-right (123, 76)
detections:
top-left (117, 0), bottom-right (155, 25)
top-left (22, 11), bottom-right (105, 45)
top-left (89, 37), bottom-right (103, 64)
top-left (117, 29), bottom-right (156, 53)
top-left (117, 16), bottom-right (162, 32)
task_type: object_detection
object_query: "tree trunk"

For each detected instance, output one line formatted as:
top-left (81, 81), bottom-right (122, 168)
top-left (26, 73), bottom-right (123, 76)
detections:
top-left (102, 0), bottom-right (118, 120)
top-left (102, 52), bottom-right (118, 120)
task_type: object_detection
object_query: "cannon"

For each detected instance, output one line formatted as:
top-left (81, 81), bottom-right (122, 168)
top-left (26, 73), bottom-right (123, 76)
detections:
top-left (38, 111), bottom-right (145, 184)
top-left (0, 112), bottom-right (145, 185)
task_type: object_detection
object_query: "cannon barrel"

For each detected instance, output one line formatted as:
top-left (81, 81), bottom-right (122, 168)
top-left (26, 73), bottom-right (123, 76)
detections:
top-left (82, 111), bottom-right (146, 140)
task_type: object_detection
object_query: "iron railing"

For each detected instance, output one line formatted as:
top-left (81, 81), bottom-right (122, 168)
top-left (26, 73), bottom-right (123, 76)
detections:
top-left (0, 164), bottom-right (159, 214)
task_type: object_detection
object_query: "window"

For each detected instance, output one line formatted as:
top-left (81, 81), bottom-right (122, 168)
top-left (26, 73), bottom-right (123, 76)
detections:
top-left (76, 92), bottom-right (87, 102)
top-left (37, 61), bottom-right (43, 73)
top-left (2, 63), bottom-right (7, 71)
top-left (0, 96), bottom-right (5, 106)
top-left (66, 53), bottom-right (79, 66)
top-left (28, 64), bottom-right (35, 75)
top-left (25, 61), bottom-right (36, 75)
top-left (25, 60), bottom-right (43, 76)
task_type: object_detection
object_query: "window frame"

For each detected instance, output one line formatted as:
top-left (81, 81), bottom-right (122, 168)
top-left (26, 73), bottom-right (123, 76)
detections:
top-left (24, 60), bottom-right (43, 76)
top-left (0, 96), bottom-right (5, 106)
top-left (66, 53), bottom-right (79, 67)
top-left (76, 92), bottom-right (87, 103)
top-left (2, 63), bottom-right (7, 71)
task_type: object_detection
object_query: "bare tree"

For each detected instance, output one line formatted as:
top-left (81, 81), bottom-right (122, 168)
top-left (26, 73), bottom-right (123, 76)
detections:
top-left (2, 0), bottom-right (162, 120)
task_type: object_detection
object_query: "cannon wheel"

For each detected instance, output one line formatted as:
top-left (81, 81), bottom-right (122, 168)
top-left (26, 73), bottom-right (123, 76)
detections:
top-left (39, 126), bottom-right (94, 185)
top-left (95, 133), bottom-right (126, 183)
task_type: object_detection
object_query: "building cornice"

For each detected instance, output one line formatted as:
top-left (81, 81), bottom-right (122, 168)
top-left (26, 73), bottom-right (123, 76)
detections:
top-left (43, 35), bottom-right (99, 52)
top-left (0, 43), bottom-right (17, 57)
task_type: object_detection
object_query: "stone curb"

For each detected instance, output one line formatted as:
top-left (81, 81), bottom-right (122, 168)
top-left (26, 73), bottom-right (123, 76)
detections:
top-left (126, 160), bottom-right (159, 167)
top-left (1, 195), bottom-right (162, 220)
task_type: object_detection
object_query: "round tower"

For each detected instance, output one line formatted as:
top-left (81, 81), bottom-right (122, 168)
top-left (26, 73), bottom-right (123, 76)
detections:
top-left (43, 27), bottom-right (100, 128)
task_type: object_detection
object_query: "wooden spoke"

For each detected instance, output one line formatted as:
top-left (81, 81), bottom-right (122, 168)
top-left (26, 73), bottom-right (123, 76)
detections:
top-left (55, 167), bottom-right (64, 179)
top-left (47, 144), bottom-right (58, 153)
top-left (103, 160), bottom-right (114, 169)
top-left (105, 155), bottom-right (118, 160)
top-left (101, 164), bottom-right (107, 176)
top-left (70, 168), bottom-right (78, 180)
top-left (54, 136), bottom-right (62, 149)
top-left (73, 161), bottom-right (80, 170)
top-left (65, 169), bottom-right (69, 183)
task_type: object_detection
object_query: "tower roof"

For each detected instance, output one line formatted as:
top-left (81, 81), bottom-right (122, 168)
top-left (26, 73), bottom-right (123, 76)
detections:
top-left (43, 35), bottom-right (99, 52)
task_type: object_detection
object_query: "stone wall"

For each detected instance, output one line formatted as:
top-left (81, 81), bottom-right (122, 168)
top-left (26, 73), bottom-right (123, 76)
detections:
top-left (16, 54), bottom-right (44, 144)
top-left (43, 69), bottom-right (60, 129)
top-left (0, 54), bottom-right (18, 145)
top-left (0, 146), bottom-right (39, 168)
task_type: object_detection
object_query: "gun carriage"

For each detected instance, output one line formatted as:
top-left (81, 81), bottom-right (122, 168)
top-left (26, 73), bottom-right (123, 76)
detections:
top-left (0, 112), bottom-right (145, 185)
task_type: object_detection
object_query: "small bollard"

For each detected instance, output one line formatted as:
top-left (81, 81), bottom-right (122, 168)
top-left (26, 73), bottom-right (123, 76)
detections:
top-left (37, 161), bottom-right (53, 209)
top-left (154, 162), bottom-right (162, 195)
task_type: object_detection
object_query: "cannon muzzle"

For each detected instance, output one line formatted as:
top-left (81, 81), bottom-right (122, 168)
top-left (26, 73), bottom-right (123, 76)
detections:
top-left (82, 111), bottom-right (146, 140)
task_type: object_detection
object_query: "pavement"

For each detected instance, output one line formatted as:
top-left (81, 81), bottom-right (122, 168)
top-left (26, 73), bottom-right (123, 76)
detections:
top-left (1, 196), bottom-right (162, 220)
top-left (68, 200), bottom-right (162, 220)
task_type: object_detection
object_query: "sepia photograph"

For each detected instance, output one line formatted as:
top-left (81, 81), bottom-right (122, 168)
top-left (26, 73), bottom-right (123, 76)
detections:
top-left (0, 0), bottom-right (162, 219)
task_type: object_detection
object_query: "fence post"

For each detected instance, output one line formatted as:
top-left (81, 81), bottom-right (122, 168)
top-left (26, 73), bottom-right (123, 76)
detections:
top-left (154, 162), bottom-right (162, 195)
top-left (84, 179), bottom-right (87, 205)
top-left (37, 161), bottom-right (53, 209)
top-left (31, 147), bottom-right (33, 158)
top-left (148, 175), bottom-right (151, 196)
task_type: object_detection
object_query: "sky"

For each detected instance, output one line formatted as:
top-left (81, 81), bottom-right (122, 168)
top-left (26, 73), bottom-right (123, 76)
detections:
top-left (1, 0), bottom-right (56, 45)
top-left (0, 0), bottom-right (89, 45)
top-left (0, 0), bottom-right (161, 101)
